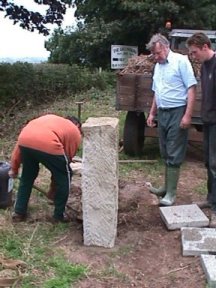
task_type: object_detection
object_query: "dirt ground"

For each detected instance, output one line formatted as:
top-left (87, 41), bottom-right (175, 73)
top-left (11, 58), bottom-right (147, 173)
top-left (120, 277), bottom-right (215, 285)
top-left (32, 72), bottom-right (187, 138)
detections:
top-left (55, 143), bottom-right (210, 288)
top-left (2, 143), bottom-right (209, 287)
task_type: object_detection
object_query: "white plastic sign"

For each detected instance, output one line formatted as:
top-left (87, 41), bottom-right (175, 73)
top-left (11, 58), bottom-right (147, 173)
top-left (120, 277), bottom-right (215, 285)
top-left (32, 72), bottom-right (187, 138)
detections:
top-left (111, 45), bottom-right (138, 69)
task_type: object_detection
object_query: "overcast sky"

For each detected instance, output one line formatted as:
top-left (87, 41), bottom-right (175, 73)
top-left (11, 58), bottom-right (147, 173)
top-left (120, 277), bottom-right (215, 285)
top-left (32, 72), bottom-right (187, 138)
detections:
top-left (0, 0), bottom-right (76, 59)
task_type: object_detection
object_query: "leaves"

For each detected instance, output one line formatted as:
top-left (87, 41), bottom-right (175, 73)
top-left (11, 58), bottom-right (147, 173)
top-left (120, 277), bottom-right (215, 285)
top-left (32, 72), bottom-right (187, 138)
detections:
top-left (0, 0), bottom-right (73, 35)
top-left (2, 0), bottom-right (216, 65)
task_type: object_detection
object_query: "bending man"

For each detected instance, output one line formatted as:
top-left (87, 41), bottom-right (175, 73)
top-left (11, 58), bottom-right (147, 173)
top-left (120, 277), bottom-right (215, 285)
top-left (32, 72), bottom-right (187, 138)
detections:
top-left (9, 114), bottom-right (82, 223)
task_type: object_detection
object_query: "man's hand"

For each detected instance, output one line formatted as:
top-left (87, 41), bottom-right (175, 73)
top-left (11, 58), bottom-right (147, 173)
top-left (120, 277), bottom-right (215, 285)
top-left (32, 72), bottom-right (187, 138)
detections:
top-left (8, 169), bottom-right (18, 178)
top-left (147, 114), bottom-right (157, 128)
top-left (180, 114), bottom-right (192, 129)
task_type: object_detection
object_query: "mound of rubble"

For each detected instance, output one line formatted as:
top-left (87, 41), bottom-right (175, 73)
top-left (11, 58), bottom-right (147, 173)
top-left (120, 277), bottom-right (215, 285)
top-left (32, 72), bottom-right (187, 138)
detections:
top-left (118, 54), bottom-right (201, 78)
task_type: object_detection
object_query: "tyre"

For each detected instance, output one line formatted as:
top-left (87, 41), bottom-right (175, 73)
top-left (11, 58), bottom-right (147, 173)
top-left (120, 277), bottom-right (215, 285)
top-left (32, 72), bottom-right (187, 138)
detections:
top-left (194, 124), bottom-right (203, 132)
top-left (123, 111), bottom-right (145, 156)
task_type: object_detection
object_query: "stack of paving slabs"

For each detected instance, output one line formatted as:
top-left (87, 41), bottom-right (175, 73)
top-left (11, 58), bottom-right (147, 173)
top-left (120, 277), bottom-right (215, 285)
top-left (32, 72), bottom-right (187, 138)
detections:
top-left (181, 227), bottom-right (216, 286)
top-left (159, 204), bottom-right (216, 287)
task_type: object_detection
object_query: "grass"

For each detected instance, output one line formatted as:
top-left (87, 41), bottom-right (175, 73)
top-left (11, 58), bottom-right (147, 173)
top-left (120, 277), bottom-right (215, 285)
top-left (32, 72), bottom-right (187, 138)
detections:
top-left (43, 256), bottom-right (87, 288)
top-left (98, 263), bottom-right (130, 283)
top-left (194, 180), bottom-right (207, 195)
top-left (0, 214), bottom-right (87, 287)
top-left (109, 245), bottom-right (133, 258)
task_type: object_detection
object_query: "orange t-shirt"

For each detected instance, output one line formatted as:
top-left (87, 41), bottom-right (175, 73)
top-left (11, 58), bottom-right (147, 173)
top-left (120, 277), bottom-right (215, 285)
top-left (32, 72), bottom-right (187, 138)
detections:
top-left (11, 114), bottom-right (82, 174)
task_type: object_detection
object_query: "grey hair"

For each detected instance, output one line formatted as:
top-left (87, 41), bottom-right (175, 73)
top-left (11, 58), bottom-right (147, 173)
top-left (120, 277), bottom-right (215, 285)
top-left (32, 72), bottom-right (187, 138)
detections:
top-left (146, 33), bottom-right (170, 50)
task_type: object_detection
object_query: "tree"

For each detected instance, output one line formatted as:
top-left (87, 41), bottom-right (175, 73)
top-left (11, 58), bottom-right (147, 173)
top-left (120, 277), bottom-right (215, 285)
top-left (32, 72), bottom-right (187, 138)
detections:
top-left (45, 19), bottom-right (122, 68)
top-left (46, 0), bottom-right (216, 67)
top-left (0, 0), bottom-right (73, 35)
top-left (73, 0), bottom-right (216, 32)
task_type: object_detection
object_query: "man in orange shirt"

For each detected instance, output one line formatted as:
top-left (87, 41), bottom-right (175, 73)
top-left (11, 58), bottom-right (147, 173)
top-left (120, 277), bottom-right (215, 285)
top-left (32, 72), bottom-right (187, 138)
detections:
top-left (9, 114), bottom-right (82, 223)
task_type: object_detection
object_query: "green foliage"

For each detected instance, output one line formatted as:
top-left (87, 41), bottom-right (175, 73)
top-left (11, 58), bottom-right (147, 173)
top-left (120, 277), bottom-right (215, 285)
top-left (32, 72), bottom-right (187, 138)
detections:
top-left (46, 0), bottom-right (216, 68)
top-left (0, 221), bottom-right (87, 287)
top-left (46, 19), bottom-right (121, 68)
top-left (43, 256), bottom-right (86, 288)
top-left (0, 62), bottom-right (116, 115)
top-left (194, 180), bottom-right (207, 195)
top-left (99, 264), bottom-right (129, 282)
top-left (0, 229), bottom-right (24, 258)
top-left (0, 62), bottom-right (34, 108)
top-left (0, 0), bottom-right (73, 35)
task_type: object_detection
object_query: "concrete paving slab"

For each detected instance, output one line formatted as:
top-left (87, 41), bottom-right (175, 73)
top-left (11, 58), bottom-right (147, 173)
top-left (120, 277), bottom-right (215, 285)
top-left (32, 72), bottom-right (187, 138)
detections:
top-left (159, 204), bottom-right (209, 230)
top-left (200, 254), bottom-right (216, 288)
top-left (181, 227), bottom-right (216, 256)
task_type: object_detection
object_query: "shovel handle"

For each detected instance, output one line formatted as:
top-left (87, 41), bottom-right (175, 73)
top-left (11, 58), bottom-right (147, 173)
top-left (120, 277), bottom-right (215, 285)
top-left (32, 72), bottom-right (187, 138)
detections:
top-left (17, 176), bottom-right (48, 197)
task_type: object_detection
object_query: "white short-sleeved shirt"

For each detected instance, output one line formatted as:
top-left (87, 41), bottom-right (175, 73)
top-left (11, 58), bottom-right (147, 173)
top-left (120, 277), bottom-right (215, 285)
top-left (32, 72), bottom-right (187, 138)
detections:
top-left (152, 50), bottom-right (197, 108)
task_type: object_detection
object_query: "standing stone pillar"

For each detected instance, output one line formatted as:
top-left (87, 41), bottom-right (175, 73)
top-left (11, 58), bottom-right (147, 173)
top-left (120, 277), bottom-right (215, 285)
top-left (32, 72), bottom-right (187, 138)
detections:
top-left (82, 117), bottom-right (119, 248)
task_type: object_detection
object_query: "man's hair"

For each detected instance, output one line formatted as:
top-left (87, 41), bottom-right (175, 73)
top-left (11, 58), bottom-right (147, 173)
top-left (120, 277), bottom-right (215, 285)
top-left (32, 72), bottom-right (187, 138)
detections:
top-left (66, 116), bottom-right (81, 127)
top-left (146, 33), bottom-right (170, 50)
top-left (186, 32), bottom-right (212, 49)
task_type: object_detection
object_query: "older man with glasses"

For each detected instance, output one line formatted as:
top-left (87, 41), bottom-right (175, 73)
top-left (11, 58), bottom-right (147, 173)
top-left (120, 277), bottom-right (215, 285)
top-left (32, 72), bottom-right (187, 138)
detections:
top-left (146, 33), bottom-right (197, 206)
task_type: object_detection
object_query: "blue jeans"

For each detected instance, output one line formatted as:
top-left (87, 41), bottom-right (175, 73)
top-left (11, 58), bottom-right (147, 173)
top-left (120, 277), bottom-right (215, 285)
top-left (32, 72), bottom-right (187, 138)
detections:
top-left (203, 123), bottom-right (216, 211)
top-left (157, 106), bottom-right (188, 167)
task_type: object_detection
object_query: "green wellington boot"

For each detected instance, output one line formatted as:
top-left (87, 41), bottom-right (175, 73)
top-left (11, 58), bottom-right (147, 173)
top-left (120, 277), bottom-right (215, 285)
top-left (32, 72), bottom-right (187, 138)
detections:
top-left (149, 185), bottom-right (166, 197)
top-left (149, 167), bottom-right (167, 197)
top-left (159, 166), bottom-right (180, 206)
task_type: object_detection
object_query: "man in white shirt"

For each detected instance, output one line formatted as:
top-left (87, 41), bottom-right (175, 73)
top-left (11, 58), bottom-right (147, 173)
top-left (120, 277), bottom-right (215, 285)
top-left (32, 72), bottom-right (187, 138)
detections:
top-left (146, 33), bottom-right (197, 206)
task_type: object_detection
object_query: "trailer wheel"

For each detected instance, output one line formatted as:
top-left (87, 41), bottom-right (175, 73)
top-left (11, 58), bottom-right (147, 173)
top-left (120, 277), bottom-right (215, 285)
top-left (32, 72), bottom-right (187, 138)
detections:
top-left (194, 124), bottom-right (203, 132)
top-left (123, 111), bottom-right (145, 156)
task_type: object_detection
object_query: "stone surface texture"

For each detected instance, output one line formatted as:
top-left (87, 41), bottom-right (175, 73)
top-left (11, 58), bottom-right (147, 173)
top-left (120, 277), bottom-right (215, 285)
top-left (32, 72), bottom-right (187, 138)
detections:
top-left (181, 227), bottom-right (216, 256)
top-left (159, 204), bottom-right (209, 230)
top-left (200, 254), bottom-right (216, 287)
top-left (82, 117), bottom-right (119, 248)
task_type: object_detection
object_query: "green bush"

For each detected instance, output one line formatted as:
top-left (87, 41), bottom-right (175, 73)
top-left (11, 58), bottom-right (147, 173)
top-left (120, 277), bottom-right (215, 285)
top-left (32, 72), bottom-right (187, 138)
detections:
top-left (0, 62), bottom-right (116, 114)
top-left (0, 62), bottom-right (35, 107)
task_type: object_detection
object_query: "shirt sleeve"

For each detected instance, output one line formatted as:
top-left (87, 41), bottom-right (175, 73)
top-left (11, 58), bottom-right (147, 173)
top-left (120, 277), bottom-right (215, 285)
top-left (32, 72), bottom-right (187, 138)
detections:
top-left (10, 142), bottom-right (21, 175)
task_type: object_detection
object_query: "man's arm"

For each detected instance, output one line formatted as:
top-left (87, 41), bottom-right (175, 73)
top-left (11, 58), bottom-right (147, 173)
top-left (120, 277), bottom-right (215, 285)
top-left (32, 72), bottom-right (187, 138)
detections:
top-left (9, 143), bottom-right (21, 178)
top-left (147, 95), bottom-right (157, 127)
top-left (180, 85), bottom-right (196, 128)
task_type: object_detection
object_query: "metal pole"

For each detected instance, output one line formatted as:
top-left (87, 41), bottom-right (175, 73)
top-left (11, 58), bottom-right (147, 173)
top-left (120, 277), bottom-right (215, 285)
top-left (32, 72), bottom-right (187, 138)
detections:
top-left (75, 101), bottom-right (84, 121)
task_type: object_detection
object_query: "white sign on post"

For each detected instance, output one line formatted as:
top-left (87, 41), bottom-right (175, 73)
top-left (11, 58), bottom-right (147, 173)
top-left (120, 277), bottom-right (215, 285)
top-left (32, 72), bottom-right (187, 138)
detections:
top-left (111, 45), bottom-right (138, 69)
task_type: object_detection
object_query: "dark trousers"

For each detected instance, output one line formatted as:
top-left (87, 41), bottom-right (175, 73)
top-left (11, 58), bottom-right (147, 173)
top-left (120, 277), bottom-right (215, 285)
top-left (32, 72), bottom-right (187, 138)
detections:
top-left (203, 124), bottom-right (216, 211)
top-left (15, 146), bottom-right (72, 219)
top-left (157, 106), bottom-right (188, 167)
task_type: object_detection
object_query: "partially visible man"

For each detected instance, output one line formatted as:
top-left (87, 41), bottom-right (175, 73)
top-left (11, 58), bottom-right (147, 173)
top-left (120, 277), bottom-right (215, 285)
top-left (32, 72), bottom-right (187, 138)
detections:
top-left (186, 32), bottom-right (216, 227)
top-left (146, 33), bottom-right (197, 206)
top-left (9, 114), bottom-right (82, 223)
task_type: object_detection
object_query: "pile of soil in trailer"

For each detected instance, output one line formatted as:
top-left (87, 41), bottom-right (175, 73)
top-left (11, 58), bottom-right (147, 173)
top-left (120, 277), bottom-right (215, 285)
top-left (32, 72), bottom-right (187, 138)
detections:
top-left (118, 54), bottom-right (201, 77)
